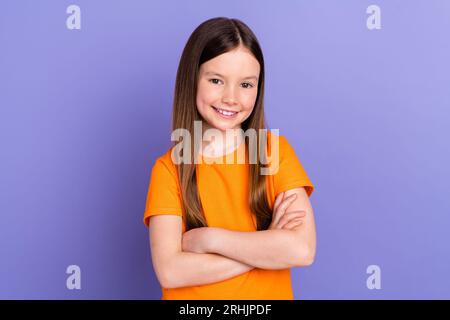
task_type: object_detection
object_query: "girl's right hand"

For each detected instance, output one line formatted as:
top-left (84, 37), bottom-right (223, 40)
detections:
top-left (269, 192), bottom-right (306, 230)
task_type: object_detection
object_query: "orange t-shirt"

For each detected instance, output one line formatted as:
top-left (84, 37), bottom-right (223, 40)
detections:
top-left (143, 133), bottom-right (314, 300)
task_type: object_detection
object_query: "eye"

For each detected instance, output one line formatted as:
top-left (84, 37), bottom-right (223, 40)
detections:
top-left (241, 82), bottom-right (254, 89)
top-left (209, 78), bottom-right (222, 85)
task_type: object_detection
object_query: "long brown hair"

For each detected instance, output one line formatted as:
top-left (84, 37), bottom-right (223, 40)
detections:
top-left (172, 17), bottom-right (273, 231)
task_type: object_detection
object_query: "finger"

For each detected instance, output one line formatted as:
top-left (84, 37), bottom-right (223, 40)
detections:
top-left (277, 211), bottom-right (306, 227)
top-left (282, 217), bottom-right (304, 228)
top-left (272, 193), bottom-right (290, 225)
top-left (285, 210), bottom-right (306, 218)
top-left (282, 219), bottom-right (303, 230)
top-left (276, 211), bottom-right (302, 226)
top-left (273, 194), bottom-right (297, 224)
top-left (283, 220), bottom-right (303, 230)
top-left (273, 192), bottom-right (285, 213)
top-left (277, 211), bottom-right (305, 229)
top-left (278, 194), bottom-right (297, 213)
top-left (272, 192), bottom-right (284, 214)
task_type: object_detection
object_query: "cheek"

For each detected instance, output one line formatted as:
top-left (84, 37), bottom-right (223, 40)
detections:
top-left (197, 83), bottom-right (220, 106)
top-left (241, 90), bottom-right (258, 111)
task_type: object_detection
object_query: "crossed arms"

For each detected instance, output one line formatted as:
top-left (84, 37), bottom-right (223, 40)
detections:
top-left (148, 187), bottom-right (316, 289)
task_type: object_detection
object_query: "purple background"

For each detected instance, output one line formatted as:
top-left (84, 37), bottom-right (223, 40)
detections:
top-left (1, 0), bottom-right (449, 299)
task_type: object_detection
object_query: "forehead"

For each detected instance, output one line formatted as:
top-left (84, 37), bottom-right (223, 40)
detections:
top-left (200, 47), bottom-right (260, 79)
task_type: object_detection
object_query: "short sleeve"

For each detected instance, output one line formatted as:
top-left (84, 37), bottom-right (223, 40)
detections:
top-left (273, 135), bottom-right (314, 197)
top-left (143, 157), bottom-right (183, 228)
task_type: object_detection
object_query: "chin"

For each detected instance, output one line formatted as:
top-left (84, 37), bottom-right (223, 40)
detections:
top-left (211, 122), bottom-right (236, 132)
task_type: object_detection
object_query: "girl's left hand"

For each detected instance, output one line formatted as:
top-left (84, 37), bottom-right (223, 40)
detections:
top-left (182, 227), bottom-right (211, 254)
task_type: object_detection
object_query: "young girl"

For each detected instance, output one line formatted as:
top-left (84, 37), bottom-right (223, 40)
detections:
top-left (143, 17), bottom-right (316, 300)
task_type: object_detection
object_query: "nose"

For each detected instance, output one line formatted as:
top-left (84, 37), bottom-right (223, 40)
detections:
top-left (222, 85), bottom-right (238, 106)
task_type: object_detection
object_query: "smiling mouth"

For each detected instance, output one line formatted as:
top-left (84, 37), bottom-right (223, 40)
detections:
top-left (212, 106), bottom-right (239, 117)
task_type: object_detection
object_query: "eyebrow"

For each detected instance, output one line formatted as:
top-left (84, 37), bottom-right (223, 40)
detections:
top-left (204, 71), bottom-right (258, 81)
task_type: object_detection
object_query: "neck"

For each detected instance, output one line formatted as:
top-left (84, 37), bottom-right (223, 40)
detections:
top-left (201, 124), bottom-right (244, 157)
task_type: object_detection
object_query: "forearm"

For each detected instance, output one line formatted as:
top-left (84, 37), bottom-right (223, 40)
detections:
top-left (207, 228), bottom-right (306, 269)
top-left (163, 251), bottom-right (254, 289)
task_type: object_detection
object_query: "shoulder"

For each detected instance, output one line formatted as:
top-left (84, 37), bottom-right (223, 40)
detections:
top-left (266, 130), bottom-right (289, 144)
top-left (266, 131), bottom-right (291, 157)
top-left (151, 145), bottom-right (179, 179)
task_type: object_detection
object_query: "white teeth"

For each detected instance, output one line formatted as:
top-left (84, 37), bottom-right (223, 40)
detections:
top-left (214, 107), bottom-right (237, 116)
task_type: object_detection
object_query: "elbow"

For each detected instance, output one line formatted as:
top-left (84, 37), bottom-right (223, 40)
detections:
top-left (158, 268), bottom-right (181, 289)
top-left (161, 278), bottom-right (178, 289)
top-left (302, 249), bottom-right (316, 266)
top-left (293, 243), bottom-right (316, 267)
top-left (153, 257), bottom-right (181, 289)
top-left (158, 271), bottom-right (176, 289)
top-left (158, 262), bottom-right (184, 289)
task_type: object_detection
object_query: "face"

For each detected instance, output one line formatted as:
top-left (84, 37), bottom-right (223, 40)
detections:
top-left (196, 46), bottom-right (260, 133)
